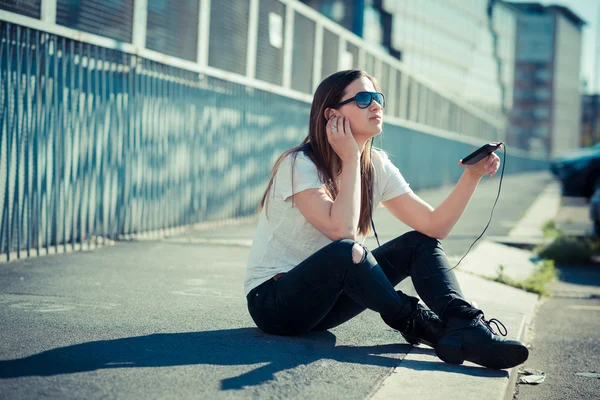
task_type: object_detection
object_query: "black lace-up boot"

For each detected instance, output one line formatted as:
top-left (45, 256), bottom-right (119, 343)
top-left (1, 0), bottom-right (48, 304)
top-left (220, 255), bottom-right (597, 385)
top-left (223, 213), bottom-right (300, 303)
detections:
top-left (435, 311), bottom-right (529, 369)
top-left (381, 295), bottom-right (444, 348)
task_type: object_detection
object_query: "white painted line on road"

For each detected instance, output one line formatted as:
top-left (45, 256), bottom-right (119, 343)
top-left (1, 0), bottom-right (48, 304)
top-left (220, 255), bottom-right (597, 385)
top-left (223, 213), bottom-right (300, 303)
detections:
top-left (171, 289), bottom-right (237, 298)
top-left (164, 238), bottom-right (253, 247)
top-left (0, 294), bottom-right (120, 313)
top-left (568, 305), bottom-right (600, 311)
top-left (575, 372), bottom-right (600, 378)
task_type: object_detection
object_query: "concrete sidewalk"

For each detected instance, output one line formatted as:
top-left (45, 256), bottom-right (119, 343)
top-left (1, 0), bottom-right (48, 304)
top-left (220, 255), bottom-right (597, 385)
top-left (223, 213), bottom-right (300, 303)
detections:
top-left (0, 172), bottom-right (557, 399)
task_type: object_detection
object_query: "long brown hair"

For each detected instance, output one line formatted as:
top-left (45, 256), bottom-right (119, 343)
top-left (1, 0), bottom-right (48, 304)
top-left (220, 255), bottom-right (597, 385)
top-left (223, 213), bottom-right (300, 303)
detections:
top-left (259, 70), bottom-right (379, 236)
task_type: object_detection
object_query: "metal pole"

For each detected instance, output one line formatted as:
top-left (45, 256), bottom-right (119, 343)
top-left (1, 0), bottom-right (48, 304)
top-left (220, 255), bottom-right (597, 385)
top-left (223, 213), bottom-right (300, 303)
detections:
top-left (594, 2), bottom-right (600, 94)
top-left (593, 3), bottom-right (600, 143)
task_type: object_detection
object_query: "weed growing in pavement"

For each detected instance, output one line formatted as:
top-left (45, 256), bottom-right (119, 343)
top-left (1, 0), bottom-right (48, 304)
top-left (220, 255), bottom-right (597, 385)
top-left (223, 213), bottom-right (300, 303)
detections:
top-left (541, 220), bottom-right (563, 239)
top-left (537, 235), bottom-right (600, 265)
top-left (537, 220), bottom-right (600, 265)
top-left (493, 260), bottom-right (557, 296)
top-left (497, 265), bottom-right (505, 280)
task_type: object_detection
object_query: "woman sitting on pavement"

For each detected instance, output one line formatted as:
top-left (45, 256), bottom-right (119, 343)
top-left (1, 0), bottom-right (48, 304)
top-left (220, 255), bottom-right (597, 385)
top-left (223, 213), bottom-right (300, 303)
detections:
top-left (244, 70), bottom-right (528, 369)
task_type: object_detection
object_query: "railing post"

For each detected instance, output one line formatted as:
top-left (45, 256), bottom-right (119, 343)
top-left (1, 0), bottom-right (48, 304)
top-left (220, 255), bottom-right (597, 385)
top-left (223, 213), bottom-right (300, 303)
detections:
top-left (197, 0), bottom-right (211, 67)
top-left (337, 38), bottom-right (345, 70)
top-left (132, 0), bottom-right (148, 48)
top-left (374, 58), bottom-right (382, 81)
top-left (40, 0), bottom-right (57, 23)
top-left (312, 23), bottom-right (323, 92)
top-left (357, 46), bottom-right (365, 71)
top-left (388, 67), bottom-right (396, 117)
top-left (400, 73), bottom-right (409, 119)
top-left (282, 3), bottom-right (294, 89)
top-left (246, 0), bottom-right (260, 79)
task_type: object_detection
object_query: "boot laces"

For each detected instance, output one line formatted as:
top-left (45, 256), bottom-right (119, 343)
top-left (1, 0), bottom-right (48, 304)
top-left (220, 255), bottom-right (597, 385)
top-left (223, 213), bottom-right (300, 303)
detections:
top-left (479, 315), bottom-right (508, 336)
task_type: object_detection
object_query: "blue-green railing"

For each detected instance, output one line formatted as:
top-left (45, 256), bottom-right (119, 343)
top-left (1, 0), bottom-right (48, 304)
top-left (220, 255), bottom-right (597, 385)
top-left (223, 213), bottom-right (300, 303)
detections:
top-left (0, 21), bottom-right (547, 261)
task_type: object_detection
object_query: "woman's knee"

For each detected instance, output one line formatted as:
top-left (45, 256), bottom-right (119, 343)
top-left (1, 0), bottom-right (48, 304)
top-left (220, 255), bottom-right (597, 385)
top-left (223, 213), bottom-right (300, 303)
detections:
top-left (331, 239), bottom-right (369, 264)
top-left (399, 231), bottom-right (441, 248)
top-left (351, 243), bottom-right (368, 264)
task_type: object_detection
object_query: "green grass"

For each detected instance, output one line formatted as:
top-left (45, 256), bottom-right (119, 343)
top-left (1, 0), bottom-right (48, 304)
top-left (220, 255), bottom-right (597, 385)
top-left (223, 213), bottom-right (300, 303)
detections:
top-left (490, 219), bottom-right (598, 295)
top-left (537, 219), bottom-right (600, 265)
top-left (493, 260), bottom-right (557, 296)
top-left (537, 235), bottom-right (600, 265)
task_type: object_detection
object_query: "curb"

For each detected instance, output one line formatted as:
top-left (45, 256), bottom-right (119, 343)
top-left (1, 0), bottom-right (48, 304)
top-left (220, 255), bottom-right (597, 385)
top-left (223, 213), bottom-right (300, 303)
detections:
top-left (371, 181), bottom-right (560, 400)
top-left (493, 181), bottom-right (561, 400)
top-left (370, 271), bottom-right (538, 400)
top-left (503, 313), bottom-right (530, 400)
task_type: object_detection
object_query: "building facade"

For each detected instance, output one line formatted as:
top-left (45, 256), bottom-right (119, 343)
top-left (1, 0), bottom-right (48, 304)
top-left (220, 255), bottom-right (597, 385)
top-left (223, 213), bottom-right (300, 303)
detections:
top-left (300, 0), bottom-right (518, 126)
top-left (299, 0), bottom-right (402, 58)
top-left (379, 0), bottom-right (518, 122)
top-left (508, 2), bottom-right (585, 158)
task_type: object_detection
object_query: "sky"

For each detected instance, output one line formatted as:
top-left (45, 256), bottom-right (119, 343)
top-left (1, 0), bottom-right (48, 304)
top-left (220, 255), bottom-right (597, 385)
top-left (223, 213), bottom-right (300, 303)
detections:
top-left (509, 0), bottom-right (600, 94)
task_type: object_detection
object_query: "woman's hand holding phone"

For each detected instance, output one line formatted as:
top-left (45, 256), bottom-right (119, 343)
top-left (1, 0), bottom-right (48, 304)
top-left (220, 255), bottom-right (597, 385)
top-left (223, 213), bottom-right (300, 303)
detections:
top-left (459, 142), bottom-right (502, 178)
top-left (326, 115), bottom-right (360, 164)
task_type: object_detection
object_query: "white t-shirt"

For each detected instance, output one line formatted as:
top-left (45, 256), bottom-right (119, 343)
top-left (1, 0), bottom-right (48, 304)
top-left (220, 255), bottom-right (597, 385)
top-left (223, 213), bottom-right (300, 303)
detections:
top-left (244, 148), bottom-right (413, 295)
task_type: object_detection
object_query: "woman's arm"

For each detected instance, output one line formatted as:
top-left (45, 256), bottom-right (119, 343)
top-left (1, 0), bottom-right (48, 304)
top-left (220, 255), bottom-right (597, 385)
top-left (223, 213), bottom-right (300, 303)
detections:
top-left (293, 116), bottom-right (362, 241)
top-left (329, 157), bottom-right (361, 239)
top-left (293, 157), bottom-right (361, 241)
top-left (382, 152), bottom-right (501, 239)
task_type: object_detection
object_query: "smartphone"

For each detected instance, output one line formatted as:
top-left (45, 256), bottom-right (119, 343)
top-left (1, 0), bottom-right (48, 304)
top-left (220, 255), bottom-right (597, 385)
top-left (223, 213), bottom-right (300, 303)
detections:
top-left (461, 143), bottom-right (502, 165)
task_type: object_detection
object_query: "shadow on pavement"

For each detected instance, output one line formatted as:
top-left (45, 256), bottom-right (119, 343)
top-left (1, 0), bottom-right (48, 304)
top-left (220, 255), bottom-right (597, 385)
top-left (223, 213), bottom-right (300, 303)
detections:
top-left (0, 328), bottom-right (507, 389)
top-left (556, 265), bottom-right (600, 288)
top-left (400, 347), bottom-right (509, 378)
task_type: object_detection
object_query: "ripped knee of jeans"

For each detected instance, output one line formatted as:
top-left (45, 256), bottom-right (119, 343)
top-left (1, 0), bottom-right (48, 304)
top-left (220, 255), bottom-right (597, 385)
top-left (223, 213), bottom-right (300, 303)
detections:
top-left (351, 242), bottom-right (368, 264)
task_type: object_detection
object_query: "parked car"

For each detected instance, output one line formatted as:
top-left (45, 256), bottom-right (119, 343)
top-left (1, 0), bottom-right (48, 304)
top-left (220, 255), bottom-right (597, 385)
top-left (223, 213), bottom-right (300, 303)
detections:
top-left (550, 144), bottom-right (600, 198)
top-left (590, 187), bottom-right (600, 234)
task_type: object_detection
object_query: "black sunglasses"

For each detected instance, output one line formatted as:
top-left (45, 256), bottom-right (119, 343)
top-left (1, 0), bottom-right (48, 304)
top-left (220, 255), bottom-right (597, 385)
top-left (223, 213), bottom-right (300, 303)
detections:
top-left (335, 91), bottom-right (385, 109)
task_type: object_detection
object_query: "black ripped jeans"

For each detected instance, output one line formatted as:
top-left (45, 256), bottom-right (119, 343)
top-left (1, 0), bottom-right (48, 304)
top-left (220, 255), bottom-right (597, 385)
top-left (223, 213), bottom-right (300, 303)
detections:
top-left (246, 231), bottom-right (475, 336)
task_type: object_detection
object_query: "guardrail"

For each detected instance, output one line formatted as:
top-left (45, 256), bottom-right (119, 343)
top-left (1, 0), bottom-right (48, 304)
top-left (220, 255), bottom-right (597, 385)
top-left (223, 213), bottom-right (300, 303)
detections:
top-left (0, 2), bottom-right (547, 261)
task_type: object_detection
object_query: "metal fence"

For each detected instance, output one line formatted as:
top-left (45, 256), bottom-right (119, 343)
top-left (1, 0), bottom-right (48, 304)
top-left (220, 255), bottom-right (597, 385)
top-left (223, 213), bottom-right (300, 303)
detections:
top-left (0, 22), bottom-right (313, 261)
top-left (0, 1), bottom-right (547, 261)
top-left (0, 0), bottom-right (507, 137)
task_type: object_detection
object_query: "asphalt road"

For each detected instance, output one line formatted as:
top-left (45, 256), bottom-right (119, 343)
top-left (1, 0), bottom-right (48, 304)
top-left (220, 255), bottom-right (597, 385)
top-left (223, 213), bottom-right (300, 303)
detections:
top-left (0, 171), bottom-right (554, 399)
top-left (516, 265), bottom-right (600, 400)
